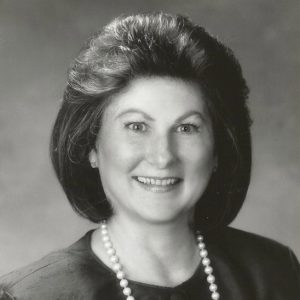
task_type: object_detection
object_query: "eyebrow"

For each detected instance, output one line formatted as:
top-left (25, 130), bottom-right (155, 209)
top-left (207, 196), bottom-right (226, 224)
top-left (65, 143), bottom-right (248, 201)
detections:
top-left (175, 110), bottom-right (205, 123)
top-left (115, 109), bottom-right (205, 122)
top-left (115, 109), bottom-right (154, 121)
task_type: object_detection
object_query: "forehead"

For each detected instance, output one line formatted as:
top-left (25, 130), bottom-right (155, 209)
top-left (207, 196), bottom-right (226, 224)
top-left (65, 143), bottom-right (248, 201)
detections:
top-left (103, 76), bottom-right (208, 120)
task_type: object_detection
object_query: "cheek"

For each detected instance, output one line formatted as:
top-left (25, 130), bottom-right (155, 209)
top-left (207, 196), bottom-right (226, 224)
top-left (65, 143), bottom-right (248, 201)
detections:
top-left (180, 138), bottom-right (215, 175)
top-left (180, 142), bottom-right (215, 202)
top-left (98, 131), bottom-right (145, 173)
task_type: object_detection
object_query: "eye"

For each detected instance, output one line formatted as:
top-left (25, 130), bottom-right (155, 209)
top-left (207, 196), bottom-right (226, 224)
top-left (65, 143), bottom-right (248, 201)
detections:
top-left (176, 124), bottom-right (200, 134)
top-left (125, 122), bottom-right (147, 132)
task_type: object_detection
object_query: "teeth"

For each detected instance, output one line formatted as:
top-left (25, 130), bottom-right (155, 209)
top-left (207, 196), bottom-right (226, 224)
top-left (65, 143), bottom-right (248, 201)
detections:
top-left (137, 177), bottom-right (145, 183)
top-left (136, 177), bottom-right (179, 186)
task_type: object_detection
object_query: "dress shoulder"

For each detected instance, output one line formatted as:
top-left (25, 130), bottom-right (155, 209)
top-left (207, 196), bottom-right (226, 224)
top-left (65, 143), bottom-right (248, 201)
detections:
top-left (208, 226), bottom-right (292, 251)
top-left (210, 226), bottom-right (300, 267)
top-left (0, 247), bottom-right (78, 299)
top-left (0, 231), bottom-right (100, 300)
top-left (206, 226), bottom-right (300, 298)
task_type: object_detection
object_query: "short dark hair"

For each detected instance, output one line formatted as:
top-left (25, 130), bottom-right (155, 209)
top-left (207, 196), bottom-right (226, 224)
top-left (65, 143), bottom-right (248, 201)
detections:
top-left (50, 12), bottom-right (252, 230)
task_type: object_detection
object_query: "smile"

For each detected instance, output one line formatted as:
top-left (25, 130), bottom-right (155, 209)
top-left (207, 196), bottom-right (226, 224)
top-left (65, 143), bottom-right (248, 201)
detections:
top-left (135, 176), bottom-right (181, 186)
top-left (133, 176), bottom-right (182, 193)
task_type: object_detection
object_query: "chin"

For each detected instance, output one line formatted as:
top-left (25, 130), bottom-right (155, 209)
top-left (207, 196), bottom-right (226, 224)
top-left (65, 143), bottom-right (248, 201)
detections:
top-left (132, 207), bottom-right (192, 226)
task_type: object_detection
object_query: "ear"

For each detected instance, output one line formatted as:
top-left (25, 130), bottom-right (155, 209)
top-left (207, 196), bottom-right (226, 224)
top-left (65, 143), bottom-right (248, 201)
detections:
top-left (89, 149), bottom-right (98, 168)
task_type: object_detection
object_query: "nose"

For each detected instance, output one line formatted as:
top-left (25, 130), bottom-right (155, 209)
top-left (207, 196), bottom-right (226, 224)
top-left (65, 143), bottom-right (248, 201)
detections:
top-left (145, 134), bottom-right (176, 169)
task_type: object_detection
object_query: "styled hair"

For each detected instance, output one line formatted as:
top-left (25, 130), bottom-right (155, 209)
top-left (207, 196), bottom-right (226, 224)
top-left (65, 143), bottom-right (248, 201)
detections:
top-left (50, 12), bottom-right (252, 230)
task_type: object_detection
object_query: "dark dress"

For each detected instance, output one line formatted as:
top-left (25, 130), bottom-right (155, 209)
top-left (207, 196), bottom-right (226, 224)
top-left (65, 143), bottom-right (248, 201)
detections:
top-left (0, 227), bottom-right (299, 300)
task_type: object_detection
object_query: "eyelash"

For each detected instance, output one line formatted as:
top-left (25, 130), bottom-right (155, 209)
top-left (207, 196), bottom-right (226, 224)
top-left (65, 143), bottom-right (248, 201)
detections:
top-left (125, 122), bottom-right (148, 132)
top-left (176, 123), bottom-right (201, 134)
top-left (124, 122), bottom-right (201, 134)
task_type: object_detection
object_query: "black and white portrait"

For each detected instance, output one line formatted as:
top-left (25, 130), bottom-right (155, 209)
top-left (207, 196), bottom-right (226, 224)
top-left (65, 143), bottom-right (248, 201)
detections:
top-left (0, 1), bottom-right (299, 299)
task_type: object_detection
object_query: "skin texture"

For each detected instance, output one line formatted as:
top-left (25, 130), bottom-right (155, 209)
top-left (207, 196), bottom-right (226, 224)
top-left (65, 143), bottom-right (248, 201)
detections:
top-left (90, 76), bottom-right (216, 226)
top-left (89, 76), bottom-right (217, 286)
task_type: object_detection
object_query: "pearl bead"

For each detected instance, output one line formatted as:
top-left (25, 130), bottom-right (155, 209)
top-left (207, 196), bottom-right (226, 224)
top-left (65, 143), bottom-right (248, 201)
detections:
top-left (198, 242), bottom-right (205, 249)
top-left (110, 255), bottom-right (119, 263)
top-left (104, 241), bottom-right (113, 248)
top-left (202, 257), bottom-right (211, 266)
top-left (123, 287), bottom-right (131, 296)
top-left (209, 283), bottom-right (218, 292)
top-left (207, 274), bottom-right (215, 283)
top-left (116, 271), bottom-right (125, 279)
top-left (197, 235), bottom-right (203, 241)
top-left (120, 279), bottom-right (128, 287)
top-left (101, 223), bottom-right (107, 229)
top-left (126, 296), bottom-right (135, 300)
top-left (113, 263), bottom-right (122, 271)
top-left (107, 248), bottom-right (116, 255)
top-left (101, 229), bottom-right (108, 235)
top-left (212, 292), bottom-right (220, 299)
top-left (200, 249), bottom-right (208, 257)
top-left (204, 266), bottom-right (213, 274)
top-left (102, 236), bottom-right (109, 242)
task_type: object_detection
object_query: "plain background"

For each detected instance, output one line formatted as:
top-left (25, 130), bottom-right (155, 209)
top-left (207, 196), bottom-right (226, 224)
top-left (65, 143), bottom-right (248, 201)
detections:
top-left (0, 0), bottom-right (299, 276)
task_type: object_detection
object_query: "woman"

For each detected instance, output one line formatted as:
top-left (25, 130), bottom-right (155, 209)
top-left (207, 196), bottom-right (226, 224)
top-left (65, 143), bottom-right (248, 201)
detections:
top-left (0, 12), bottom-right (299, 300)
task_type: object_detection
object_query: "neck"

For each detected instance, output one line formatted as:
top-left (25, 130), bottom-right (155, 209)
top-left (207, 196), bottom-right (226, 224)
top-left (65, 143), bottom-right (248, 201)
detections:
top-left (92, 215), bottom-right (200, 286)
top-left (109, 215), bottom-right (194, 259)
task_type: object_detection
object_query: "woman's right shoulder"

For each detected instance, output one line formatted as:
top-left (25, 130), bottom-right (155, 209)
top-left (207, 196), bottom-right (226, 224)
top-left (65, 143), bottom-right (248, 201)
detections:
top-left (0, 231), bottom-right (98, 300)
top-left (0, 246), bottom-right (80, 299)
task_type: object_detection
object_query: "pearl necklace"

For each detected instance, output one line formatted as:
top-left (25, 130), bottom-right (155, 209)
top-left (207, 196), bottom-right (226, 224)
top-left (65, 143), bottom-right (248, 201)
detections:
top-left (100, 221), bottom-right (220, 300)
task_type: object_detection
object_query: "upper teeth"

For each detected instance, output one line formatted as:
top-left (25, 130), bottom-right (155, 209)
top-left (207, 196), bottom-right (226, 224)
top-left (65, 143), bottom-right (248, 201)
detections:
top-left (136, 177), bottom-right (179, 186)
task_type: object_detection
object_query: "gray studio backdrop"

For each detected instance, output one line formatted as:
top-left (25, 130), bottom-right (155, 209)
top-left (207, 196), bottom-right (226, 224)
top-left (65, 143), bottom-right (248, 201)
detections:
top-left (0, 0), bottom-right (299, 275)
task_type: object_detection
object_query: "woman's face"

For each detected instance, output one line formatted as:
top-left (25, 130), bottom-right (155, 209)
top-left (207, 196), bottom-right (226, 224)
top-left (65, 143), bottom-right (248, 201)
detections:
top-left (90, 77), bottom-right (216, 225)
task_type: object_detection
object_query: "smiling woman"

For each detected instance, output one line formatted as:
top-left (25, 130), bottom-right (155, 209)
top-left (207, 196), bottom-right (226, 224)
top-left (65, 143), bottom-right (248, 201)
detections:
top-left (0, 12), bottom-right (299, 300)
top-left (89, 77), bottom-right (216, 226)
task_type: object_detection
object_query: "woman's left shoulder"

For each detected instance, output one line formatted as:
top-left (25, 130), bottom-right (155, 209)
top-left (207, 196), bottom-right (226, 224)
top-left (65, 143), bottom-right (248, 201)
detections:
top-left (208, 227), bottom-right (300, 280)
top-left (209, 226), bottom-right (299, 262)
top-left (204, 227), bottom-right (300, 299)
top-left (212, 226), bottom-right (284, 245)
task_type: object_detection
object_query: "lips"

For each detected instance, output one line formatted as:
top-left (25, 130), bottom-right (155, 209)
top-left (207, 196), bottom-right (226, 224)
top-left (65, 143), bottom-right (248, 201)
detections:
top-left (132, 176), bottom-right (182, 193)
top-left (135, 176), bottom-right (181, 186)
